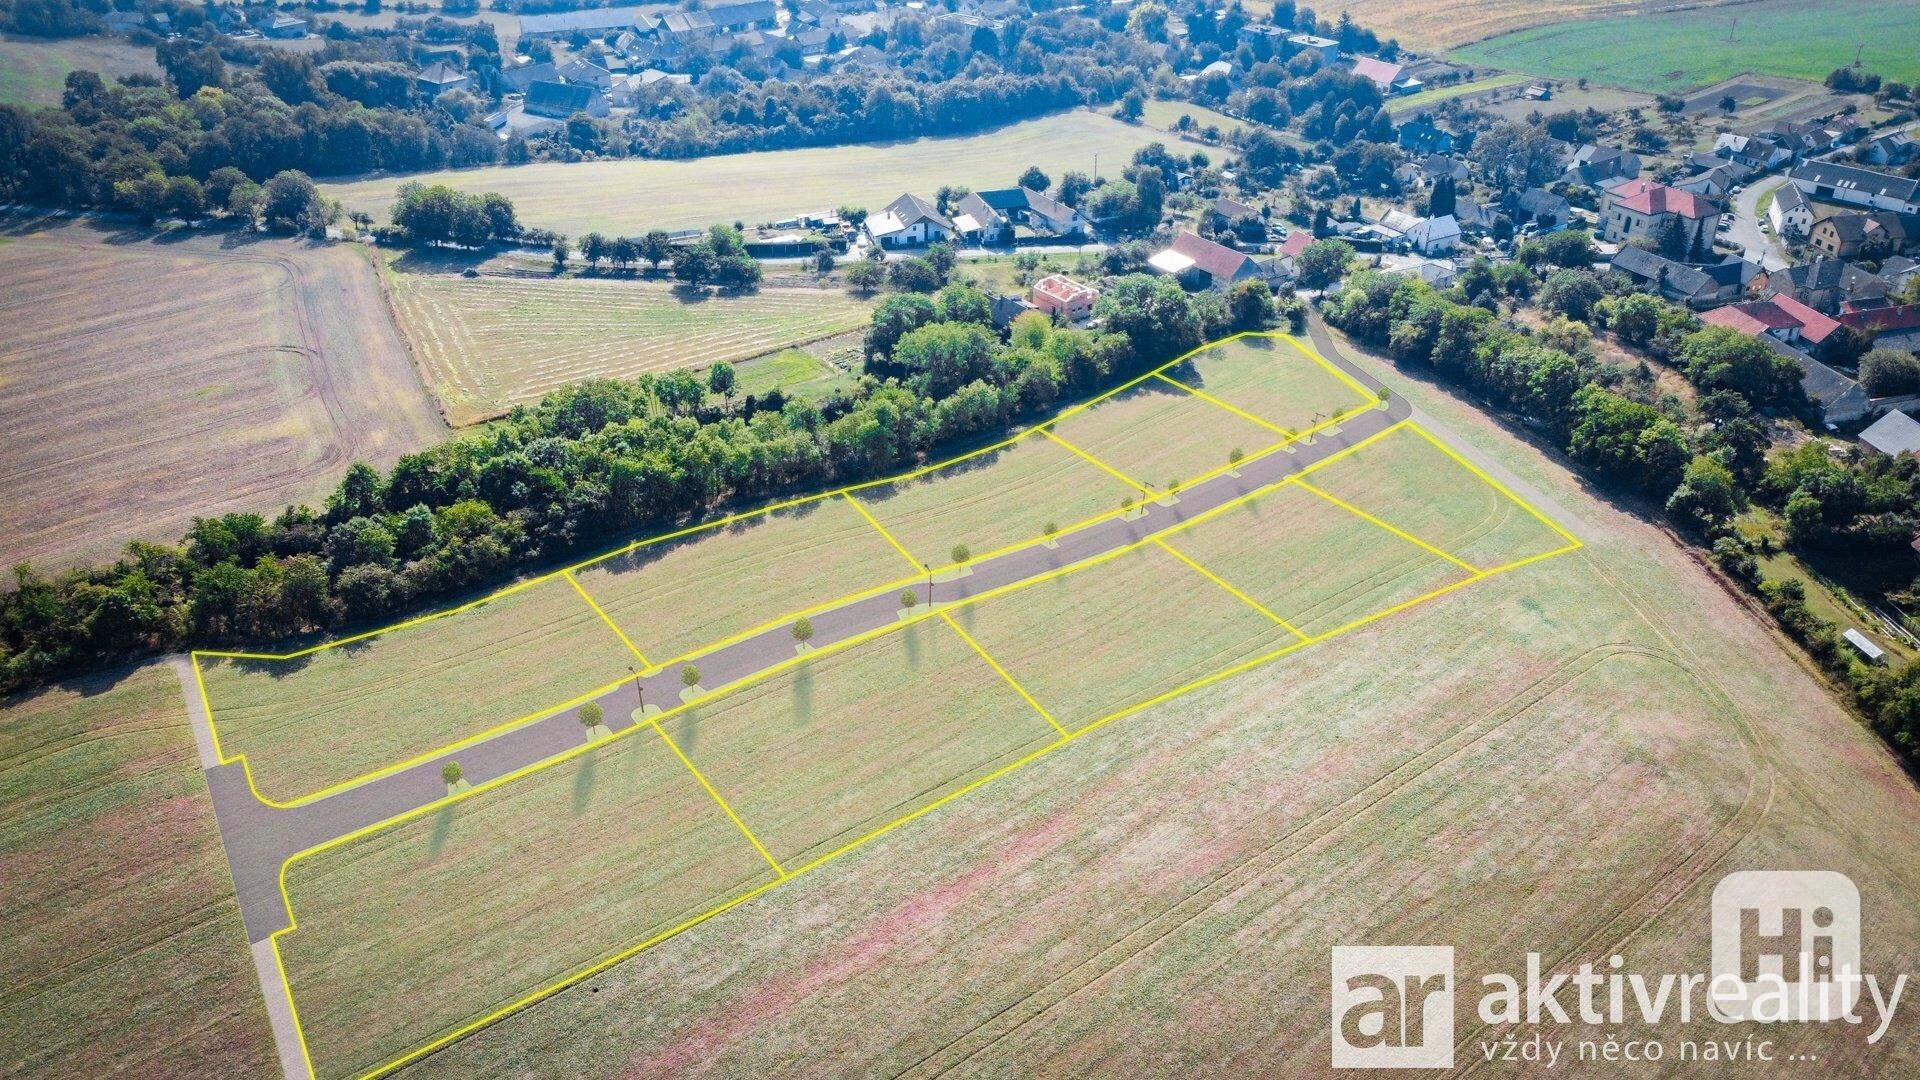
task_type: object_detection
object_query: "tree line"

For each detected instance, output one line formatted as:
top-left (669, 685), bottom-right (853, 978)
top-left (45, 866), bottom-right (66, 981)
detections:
top-left (0, 272), bottom-right (1270, 694)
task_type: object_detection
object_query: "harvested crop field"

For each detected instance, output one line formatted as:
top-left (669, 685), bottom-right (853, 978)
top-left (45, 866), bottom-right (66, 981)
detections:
top-left (1313, 0), bottom-right (1740, 52)
top-left (197, 574), bottom-right (642, 804)
top-left (0, 219), bottom-right (444, 572)
top-left (0, 662), bottom-right (274, 1077)
top-left (0, 33), bottom-right (160, 107)
top-left (320, 111), bottom-right (1200, 237)
top-left (391, 325), bottom-right (1920, 1077)
top-left (389, 271), bottom-right (872, 425)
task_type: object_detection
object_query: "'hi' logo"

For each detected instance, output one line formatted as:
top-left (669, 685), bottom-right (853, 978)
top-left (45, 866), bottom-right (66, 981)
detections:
top-left (1710, 871), bottom-right (1861, 1022)
top-left (1330, 946), bottom-right (1454, 1068)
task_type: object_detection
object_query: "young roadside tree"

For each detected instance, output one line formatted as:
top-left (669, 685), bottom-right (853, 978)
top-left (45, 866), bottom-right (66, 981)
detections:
top-left (950, 544), bottom-right (971, 566)
top-left (680, 664), bottom-right (701, 689)
top-left (441, 761), bottom-right (463, 786)
top-left (900, 588), bottom-right (919, 611)
top-left (1229, 447), bottom-right (1245, 469)
top-left (791, 617), bottom-right (814, 644)
top-left (579, 701), bottom-right (603, 729)
top-left (1042, 521), bottom-right (1059, 542)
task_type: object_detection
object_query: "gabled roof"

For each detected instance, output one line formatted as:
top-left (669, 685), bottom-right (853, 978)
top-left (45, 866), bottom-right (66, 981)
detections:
top-left (1611, 247), bottom-right (1715, 297)
top-left (1153, 231), bottom-right (1251, 281)
top-left (1212, 196), bottom-right (1258, 219)
top-left (1350, 57), bottom-right (1404, 88)
top-left (1610, 178), bottom-right (1717, 219)
top-left (707, 0), bottom-right (777, 26)
top-left (1781, 258), bottom-right (1887, 295)
top-left (1860, 411), bottom-right (1920, 456)
top-left (417, 61), bottom-right (468, 86)
top-left (519, 5), bottom-right (650, 33)
top-left (1839, 303), bottom-right (1920, 335)
top-left (525, 80), bottom-right (595, 114)
top-left (1774, 182), bottom-right (1811, 212)
top-left (1277, 231), bottom-right (1313, 258)
top-left (879, 192), bottom-right (953, 231)
top-left (949, 192), bottom-right (1004, 235)
top-left (1791, 161), bottom-right (1920, 203)
top-left (1700, 294), bottom-right (1842, 344)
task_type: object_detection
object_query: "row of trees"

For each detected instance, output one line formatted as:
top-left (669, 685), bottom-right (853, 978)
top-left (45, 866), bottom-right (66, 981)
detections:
top-left (0, 271), bottom-right (1255, 693)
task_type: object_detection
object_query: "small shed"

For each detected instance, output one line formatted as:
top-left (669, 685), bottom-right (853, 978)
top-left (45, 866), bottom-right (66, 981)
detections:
top-left (1860, 410), bottom-right (1920, 457)
top-left (1843, 628), bottom-right (1886, 664)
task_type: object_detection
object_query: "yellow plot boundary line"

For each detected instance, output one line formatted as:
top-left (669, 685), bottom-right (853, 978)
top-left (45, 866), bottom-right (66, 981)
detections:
top-left (1153, 537), bottom-right (1312, 641)
top-left (942, 612), bottom-right (1069, 737)
top-left (269, 417), bottom-right (1578, 1080)
top-left (1293, 479), bottom-right (1482, 574)
top-left (841, 492), bottom-right (926, 573)
top-left (1152, 371), bottom-right (1293, 438)
top-left (647, 715), bottom-right (787, 877)
top-left (563, 570), bottom-right (653, 670)
top-left (1039, 429), bottom-right (1155, 494)
top-left (190, 331), bottom-right (1381, 807)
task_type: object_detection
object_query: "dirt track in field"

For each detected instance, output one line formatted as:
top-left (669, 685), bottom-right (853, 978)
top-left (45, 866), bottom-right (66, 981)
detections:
top-left (0, 218), bottom-right (445, 572)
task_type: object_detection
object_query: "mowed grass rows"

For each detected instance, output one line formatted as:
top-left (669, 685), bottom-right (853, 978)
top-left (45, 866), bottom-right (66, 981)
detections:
top-left (194, 335), bottom-right (1380, 804)
top-left (391, 275), bottom-right (873, 426)
top-left (274, 415), bottom-right (1578, 1077)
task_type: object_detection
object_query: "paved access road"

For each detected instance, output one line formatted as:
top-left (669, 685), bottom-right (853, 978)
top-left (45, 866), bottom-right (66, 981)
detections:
top-left (190, 345), bottom-right (1410, 947)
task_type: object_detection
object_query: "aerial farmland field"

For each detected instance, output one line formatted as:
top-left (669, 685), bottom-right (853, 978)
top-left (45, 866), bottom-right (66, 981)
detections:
top-left (388, 272), bottom-right (874, 425)
top-left (318, 110), bottom-right (1202, 238)
top-left (1451, 0), bottom-right (1920, 93)
top-left (1301, 0), bottom-right (1743, 52)
top-left (0, 219), bottom-right (444, 572)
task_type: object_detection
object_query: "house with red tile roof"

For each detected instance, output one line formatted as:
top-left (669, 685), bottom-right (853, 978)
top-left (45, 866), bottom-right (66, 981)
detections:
top-left (1148, 231), bottom-right (1265, 290)
top-left (1699, 293), bottom-right (1843, 350)
top-left (1600, 178), bottom-right (1723, 254)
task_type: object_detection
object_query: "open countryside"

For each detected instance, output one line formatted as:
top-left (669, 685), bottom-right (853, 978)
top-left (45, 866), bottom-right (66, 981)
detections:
top-left (9, 0), bottom-right (1920, 1075)
top-left (1452, 0), bottom-right (1920, 94)
top-left (322, 111), bottom-right (1193, 238)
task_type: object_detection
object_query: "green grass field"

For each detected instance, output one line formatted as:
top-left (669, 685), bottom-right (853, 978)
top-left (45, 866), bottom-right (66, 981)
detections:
top-left (1159, 481), bottom-right (1470, 638)
top-left (1299, 425), bottom-right (1573, 572)
top-left (573, 495), bottom-right (907, 665)
top-left (278, 724), bottom-right (775, 1079)
top-left (1173, 335), bottom-right (1375, 434)
top-left (199, 575), bottom-right (640, 802)
top-left (1385, 73), bottom-right (1530, 113)
top-left (0, 34), bottom-right (160, 107)
top-left (671, 621), bottom-right (1057, 866)
top-left (733, 347), bottom-right (856, 401)
top-left (390, 274), bottom-right (872, 426)
top-left (321, 110), bottom-right (1184, 237)
top-left (1452, 0), bottom-right (1920, 94)
top-left (0, 664), bottom-right (274, 1076)
top-left (1043, 381), bottom-right (1285, 495)
top-left (947, 544), bottom-right (1298, 730)
top-left (850, 431), bottom-right (1139, 568)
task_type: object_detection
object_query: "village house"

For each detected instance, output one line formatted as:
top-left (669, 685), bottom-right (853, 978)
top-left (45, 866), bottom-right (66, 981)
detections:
top-left (1610, 248), bottom-right (1764, 308)
top-left (415, 61), bottom-right (472, 98)
top-left (1511, 187), bottom-right (1571, 229)
top-left (1350, 57), bottom-right (1419, 95)
top-left (1808, 211), bottom-right (1920, 260)
top-left (524, 80), bottom-right (608, 119)
top-left (1789, 161), bottom-right (1920, 214)
top-left (950, 187), bottom-right (1089, 243)
top-left (1862, 130), bottom-right (1918, 168)
top-left (1396, 116), bottom-right (1456, 157)
top-left (1149, 231), bottom-right (1267, 289)
top-left (1030, 274), bottom-right (1099, 321)
top-left (559, 58), bottom-right (614, 90)
top-left (1676, 162), bottom-right (1741, 200)
top-left (868, 193), bottom-right (955, 248)
top-left (262, 13), bottom-right (308, 38)
top-left (1600, 178), bottom-right (1722, 251)
top-left (518, 5), bottom-right (651, 37)
top-left (1860, 411), bottom-right (1920, 457)
top-left (1770, 257), bottom-right (1891, 312)
top-left (1840, 304), bottom-right (1920, 354)
top-left (1769, 182), bottom-right (1814, 238)
top-left (1561, 144), bottom-right (1642, 189)
top-left (1286, 33), bottom-right (1340, 65)
top-left (1700, 293), bottom-right (1843, 353)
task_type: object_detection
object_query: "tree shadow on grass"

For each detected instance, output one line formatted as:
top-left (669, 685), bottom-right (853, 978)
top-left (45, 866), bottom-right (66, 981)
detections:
top-left (791, 663), bottom-right (813, 728)
top-left (426, 803), bottom-right (455, 860)
top-left (572, 746), bottom-right (598, 816)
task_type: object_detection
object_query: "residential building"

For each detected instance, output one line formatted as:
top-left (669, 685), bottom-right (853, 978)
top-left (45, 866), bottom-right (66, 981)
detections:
top-left (1789, 161), bottom-right (1920, 214)
top-left (1713, 133), bottom-right (1792, 173)
top-left (1771, 257), bottom-right (1890, 312)
top-left (989, 293), bottom-right (1036, 330)
top-left (1149, 231), bottom-right (1262, 289)
top-left (415, 61), bottom-right (472, 97)
top-left (868, 193), bottom-right (954, 247)
top-left (1030, 274), bottom-right (1099, 321)
top-left (705, 0), bottom-right (779, 31)
top-left (1863, 130), bottom-right (1918, 168)
top-left (1809, 211), bottom-right (1920, 260)
top-left (1839, 304), bottom-right (1920, 353)
top-left (1512, 187), bottom-right (1571, 229)
top-left (1860, 410), bottom-right (1920, 456)
top-left (1402, 214), bottom-right (1461, 256)
top-left (1676, 163), bottom-right (1741, 200)
top-left (1700, 293), bottom-right (1843, 351)
top-left (1610, 249), bottom-right (1764, 308)
top-left (1286, 33), bottom-right (1340, 65)
top-left (950, 187), bottom-right (1088, 242)
top-left (1396, 116), bottom-right (1456, 156)
top-left (1561, 144), bottom-right (1642, 188)
top-left (559, 58), bottom-right (613, 89)
top-left (1600, 178), bottom-right (1721, 252)
top-left (519, 5), bottom-right (650, 36)
top-left (1769, 182), bottom-right (1814, 238)
top-left (1351, 57), bottom-right (1418, 94)
top-left (263, 14), bottom-right (308, 37)
top-left (524, 80), bottom-right (607, 119)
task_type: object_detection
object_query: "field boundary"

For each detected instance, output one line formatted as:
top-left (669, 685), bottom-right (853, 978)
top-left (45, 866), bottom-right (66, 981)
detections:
top-left (263, 416), bottom-right (1582, 1079)
top-left (191, 332), bottom-right (1378, 809)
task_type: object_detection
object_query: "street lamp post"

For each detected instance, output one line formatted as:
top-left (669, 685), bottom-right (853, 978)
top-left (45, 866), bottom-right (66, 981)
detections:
top-left (924, 563), bottom-right (933, 607)
top-left (630, 665), bottom-right (645, 715)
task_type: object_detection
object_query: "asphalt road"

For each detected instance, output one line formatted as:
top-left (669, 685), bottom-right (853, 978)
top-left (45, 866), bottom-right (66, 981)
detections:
top-left (203, 343), bottom-right (1409, 944)
top-left (1728, 176), bottom-right (1792, 272)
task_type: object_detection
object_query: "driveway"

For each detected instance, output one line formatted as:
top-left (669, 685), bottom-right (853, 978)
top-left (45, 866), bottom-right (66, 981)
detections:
top-left (1728, 176), bottom-right (1792, 271)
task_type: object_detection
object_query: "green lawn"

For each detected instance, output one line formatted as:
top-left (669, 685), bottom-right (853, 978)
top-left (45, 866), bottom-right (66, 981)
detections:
top-left (732, 347), bottom-right (855, 401)
top-left (1043, 381), bottom-right (1286, 495)
top-left (321, 110), bottom-right (1189, 236)
top-left (1172, 335), bottom-right (1376, 435)
top-left (572, 495), bottom-right (909, 665)
top-left (1160, 481), bottom-right (1472, 639)
top-left (0, 664), bottom-right (274, 1076)
top-left (0, 34), bottom-right (160, 107)
top-left (850, 431), bottom-right (1139, 568)
top-left (1137, 98), bottom-right (1247, 138)
top-left (947, 543), bottom-right (1298, 730)
top-left (1386, 73), bottom-right (1530, 112)
top-left (278, 725), bottom-right (775, 1079)
top-left (1452, 0), bottom-right (1920, 93)
top-left (671, 621), bottom-right (1058, 867)
top-left (1299, 425), bottom-right (1574, 573)
top-left (199, 575), bottom-right (641, 802)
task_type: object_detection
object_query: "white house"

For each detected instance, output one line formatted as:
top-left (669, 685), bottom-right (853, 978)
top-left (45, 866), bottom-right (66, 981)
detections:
top-left (1768, 181), bottom-right (1814, 238)
top-left (868, 193), bottom-right (954, 248)
top-left (1789, 161), bottom-right (1920, 214)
